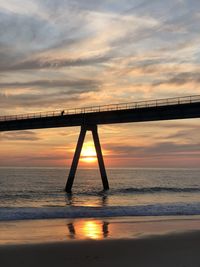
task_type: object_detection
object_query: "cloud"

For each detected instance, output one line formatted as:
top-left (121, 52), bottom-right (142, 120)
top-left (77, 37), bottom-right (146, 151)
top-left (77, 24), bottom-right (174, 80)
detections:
top-left (0, 54), bottom-right (110, 72)
top-left (105, 141), bottom-right (200, 158)
top-left (0, 90), bottom-right (94, 110)
top-left (0, 2), bottom-right (103, 73)
top-left (0, 78), bottom-right (100, 90)
top-left (0, 78), bottom-right (100, 110)
top-left (164, 126), bottom-right (200, 139)
top-left (154, 72), bottom-right (200, 86)
top-left (0, 131), bottom-right (40, 141)
top-left (0, 10), bottom-right (61, 53)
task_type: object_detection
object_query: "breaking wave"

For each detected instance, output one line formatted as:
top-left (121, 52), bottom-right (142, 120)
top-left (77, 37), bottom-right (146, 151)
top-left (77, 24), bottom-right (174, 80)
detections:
top-left (0, 202), bottom-right (200, 221)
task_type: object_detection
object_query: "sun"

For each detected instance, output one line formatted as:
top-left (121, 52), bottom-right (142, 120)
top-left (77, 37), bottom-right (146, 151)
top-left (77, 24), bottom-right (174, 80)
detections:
top-left (81, 143), bottom-right (97, 163)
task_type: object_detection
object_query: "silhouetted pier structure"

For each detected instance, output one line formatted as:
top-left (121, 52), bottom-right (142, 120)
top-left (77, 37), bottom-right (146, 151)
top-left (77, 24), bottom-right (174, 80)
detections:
top-left (1, 95), bottom-right (200, 192)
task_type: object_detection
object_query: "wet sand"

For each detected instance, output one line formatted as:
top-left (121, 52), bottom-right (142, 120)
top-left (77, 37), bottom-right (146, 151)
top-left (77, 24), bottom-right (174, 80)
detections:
top-left (0, 232), bottom-right (200, 267)
top-left (0, 216), bottom-right (200, 267)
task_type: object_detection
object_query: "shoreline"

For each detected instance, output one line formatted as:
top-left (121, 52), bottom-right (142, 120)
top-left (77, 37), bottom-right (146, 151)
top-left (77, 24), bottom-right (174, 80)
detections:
top-left (0, 215), bottom-right (200, 245)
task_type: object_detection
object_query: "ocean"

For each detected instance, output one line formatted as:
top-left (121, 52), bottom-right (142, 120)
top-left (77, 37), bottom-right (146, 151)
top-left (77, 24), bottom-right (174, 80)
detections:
top-left (0, 167), bottom-right (200, 221)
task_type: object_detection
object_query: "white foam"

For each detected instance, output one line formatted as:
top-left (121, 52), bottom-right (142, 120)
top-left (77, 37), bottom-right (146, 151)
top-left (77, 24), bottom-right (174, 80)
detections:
top-left (0, 202), bottom-right (200, 221)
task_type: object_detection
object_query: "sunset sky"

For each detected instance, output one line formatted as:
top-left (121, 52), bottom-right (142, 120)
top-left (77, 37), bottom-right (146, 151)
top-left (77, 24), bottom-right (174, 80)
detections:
top-left (0, 0), bottom-right (200, 167)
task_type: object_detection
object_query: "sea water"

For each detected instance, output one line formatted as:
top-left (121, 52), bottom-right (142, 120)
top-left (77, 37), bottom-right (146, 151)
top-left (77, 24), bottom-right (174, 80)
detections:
top-left (0, 167), bottom-right (199, 221)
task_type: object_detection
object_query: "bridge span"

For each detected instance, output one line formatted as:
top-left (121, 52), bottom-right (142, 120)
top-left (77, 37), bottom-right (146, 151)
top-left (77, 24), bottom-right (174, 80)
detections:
top-left (1, 95), bottom-right (200, 192)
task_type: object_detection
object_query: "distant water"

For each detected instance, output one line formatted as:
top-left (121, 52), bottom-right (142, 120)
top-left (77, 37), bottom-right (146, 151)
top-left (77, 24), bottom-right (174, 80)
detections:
top-left (0, 167), bottom-right (199, 221)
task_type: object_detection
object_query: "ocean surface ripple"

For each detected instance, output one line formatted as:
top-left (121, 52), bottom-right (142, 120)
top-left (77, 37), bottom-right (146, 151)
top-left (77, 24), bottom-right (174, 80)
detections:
top-left (0, 167), bottom-right (199, 221)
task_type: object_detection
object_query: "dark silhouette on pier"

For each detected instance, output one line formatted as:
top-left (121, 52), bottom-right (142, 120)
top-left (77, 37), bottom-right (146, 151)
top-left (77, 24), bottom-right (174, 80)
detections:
top-left (1, 95), bottom-right (200, 192)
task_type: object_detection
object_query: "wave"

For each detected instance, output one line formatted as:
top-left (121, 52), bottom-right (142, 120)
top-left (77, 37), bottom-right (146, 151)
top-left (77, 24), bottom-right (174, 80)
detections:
top-left (62, 187), bottom-right (200, 197)
top-left (0, 202), bottom-right (200, 221)
top-left (1, 187), bottom-right (199, 200)
top-left (119, 187), bottom-right (200, 194)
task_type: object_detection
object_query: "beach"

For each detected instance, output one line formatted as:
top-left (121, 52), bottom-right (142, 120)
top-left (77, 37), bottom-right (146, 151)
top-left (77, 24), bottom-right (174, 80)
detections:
top-left (0, 168), bottom-right (200, 266)
top-left (0, 216), bottom-right (200, 267)
top-left (1, 233), bottom-right (200, 267)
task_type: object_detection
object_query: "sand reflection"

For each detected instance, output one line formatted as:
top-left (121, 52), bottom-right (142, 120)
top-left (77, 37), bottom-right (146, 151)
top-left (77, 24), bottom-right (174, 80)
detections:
top-left (67, 220), bottom-right (109, 240)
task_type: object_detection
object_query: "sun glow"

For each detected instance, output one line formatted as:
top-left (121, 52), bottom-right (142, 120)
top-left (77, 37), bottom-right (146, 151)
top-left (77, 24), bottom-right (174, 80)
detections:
top-left (81, 143), bottom-right (97, 163)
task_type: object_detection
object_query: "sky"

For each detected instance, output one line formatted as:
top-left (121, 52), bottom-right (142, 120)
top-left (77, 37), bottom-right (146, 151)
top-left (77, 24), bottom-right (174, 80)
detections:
top-left (0, 0), bottom-right (200, 168)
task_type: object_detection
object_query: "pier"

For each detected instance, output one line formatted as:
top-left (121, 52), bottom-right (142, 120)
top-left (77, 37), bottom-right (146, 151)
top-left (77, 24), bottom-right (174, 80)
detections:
top-left (1, 95), bottom-right (200, 192)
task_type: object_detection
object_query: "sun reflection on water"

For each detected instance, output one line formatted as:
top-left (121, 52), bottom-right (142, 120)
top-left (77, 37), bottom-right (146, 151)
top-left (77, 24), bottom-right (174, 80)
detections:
top-left (82, 221), bottom-right (102, 239)
top-left (67, 220), bottom-right (109, 240)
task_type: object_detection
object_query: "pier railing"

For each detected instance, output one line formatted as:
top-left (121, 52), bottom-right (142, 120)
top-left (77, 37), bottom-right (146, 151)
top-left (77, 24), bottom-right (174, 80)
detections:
top-left (1, 95), bottom-right (200, 122)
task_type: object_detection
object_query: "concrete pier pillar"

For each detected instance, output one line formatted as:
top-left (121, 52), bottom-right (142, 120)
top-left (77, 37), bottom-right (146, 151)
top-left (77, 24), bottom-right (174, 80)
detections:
top-left (65, 126), bottom-right (86, 192)
top-left (91, 125), bottom-right (109, 190)
top-left (65, 125), bottom-right (109, 193)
